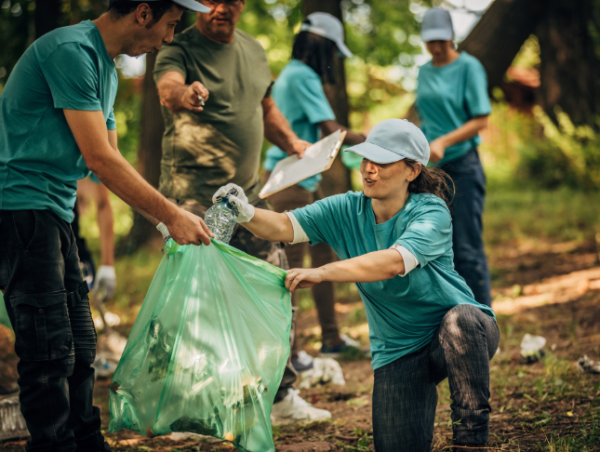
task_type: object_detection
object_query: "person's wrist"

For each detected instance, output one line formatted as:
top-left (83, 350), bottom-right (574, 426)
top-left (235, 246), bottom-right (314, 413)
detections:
top-left (318, 266), bottom-right (328, 283)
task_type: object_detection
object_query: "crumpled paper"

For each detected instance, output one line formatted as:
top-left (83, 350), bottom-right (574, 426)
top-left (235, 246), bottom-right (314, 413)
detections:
top-left (299, 358), bottom-right (345, 389)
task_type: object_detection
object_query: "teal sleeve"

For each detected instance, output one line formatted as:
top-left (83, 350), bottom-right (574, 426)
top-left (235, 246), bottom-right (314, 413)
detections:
top-left (395, 200), bottom-right (453, 267)
top-left (293, 75), bottom-right (336, 125)
top-left (90, 173), bottom-right (102, 184)
top-left (154, 44), bottom-right (186, 83)
top-left (106, 108), bottom-right (116, 130)
top-left (464, 59), bottom-right (491, 118)
top-left (39, 43), bottom-right (103, 111)
top-left (291, 194), bottom-right (346, 246)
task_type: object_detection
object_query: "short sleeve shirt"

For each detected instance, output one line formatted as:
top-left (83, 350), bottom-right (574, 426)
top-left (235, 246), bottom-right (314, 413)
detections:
top-left (154, 27), bottom-right (274, 207)
top-left (263, 60), bottom-right (336, 192)
top-left (291, 191), bottom-right (495, 370)
top-left (0, 21), bottom-right (118, 223)
top-left (416, 52), bottom-right (491, 166)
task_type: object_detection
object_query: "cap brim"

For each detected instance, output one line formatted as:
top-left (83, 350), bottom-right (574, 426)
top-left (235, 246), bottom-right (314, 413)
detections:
top-left (344, 142), bottom-right (405, 165)
top-left (336, 41), bottom-right (353, 58)
top-left (421, 29), bottom-right (453, 42)
top-left (172, 0), bottom-right (211, 13)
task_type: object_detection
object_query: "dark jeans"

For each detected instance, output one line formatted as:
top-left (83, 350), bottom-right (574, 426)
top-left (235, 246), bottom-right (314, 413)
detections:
top-left (441, 148), bottom-right (492, 307)
top-left (0, 210), bottom-right (106, 452)
top-left (372, 304), bottom-right (500, 451)
top-left (264, 176), bottom-right (340, 348)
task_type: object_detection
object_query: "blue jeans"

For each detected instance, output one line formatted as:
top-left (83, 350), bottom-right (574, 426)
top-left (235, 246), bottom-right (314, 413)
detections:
top-left (441, 148), bottom-right (492, 307)
top-left (372, 304), bottom-right (500, 451)
top-left (0, 210), bottom-right (107, 452)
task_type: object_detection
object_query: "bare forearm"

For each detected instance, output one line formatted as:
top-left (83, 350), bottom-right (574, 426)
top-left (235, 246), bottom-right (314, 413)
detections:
top-left (263, 100), bottom-right (299, 155)
top-left (242, 208), bottom-right (294, 243)
top-left (157, 79), bottom-right (188, 112)
top-left (438, 116), bottom-right (488, 148)
top-left (88, 151), bottom-right (176, 226)
top-left (320, 250), bottom-right (405, 283)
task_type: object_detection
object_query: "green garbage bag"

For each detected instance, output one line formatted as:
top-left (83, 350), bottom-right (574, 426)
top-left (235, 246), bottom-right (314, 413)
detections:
top-left (0, 292), bottom-right (11, 329)
top-left (109, 239), bottom-right (292, 452)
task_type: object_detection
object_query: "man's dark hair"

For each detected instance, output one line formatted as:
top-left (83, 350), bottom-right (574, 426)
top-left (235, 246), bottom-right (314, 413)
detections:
top-left (291, 20), bottom-right (337, 84)
top-left (108, 0), bottom-right (177, 27)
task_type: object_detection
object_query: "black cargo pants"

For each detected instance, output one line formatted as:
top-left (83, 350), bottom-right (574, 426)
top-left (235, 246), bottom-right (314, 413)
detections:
top-left (0, 210), bottom-right (106, 452)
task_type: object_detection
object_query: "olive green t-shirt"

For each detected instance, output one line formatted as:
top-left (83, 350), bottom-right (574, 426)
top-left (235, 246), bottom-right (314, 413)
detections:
top-left (154, 26), bottom-right (273, 206)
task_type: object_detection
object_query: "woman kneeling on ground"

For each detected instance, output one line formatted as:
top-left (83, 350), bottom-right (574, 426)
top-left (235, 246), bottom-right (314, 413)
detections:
top-left (213, 119), bottom-right (499, 452)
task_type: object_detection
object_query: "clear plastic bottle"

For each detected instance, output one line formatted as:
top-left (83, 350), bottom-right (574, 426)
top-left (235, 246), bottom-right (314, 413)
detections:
top-left (204, 197), bottom-right (237, 244)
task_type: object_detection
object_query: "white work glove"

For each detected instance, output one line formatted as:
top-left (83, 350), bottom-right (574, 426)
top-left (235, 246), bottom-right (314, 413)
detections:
top-left (212, 183), bottom-right (255, 223)
top-left (95, 265), bottom-right (116, 300)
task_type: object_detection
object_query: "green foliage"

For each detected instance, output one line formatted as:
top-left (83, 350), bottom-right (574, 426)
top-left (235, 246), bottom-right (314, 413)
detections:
top-left (481, 102), bottom-right (600, 192)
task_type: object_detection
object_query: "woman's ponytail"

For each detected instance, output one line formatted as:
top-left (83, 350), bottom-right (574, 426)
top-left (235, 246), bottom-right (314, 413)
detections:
top-left (404, 159), bottom-right (455, 208)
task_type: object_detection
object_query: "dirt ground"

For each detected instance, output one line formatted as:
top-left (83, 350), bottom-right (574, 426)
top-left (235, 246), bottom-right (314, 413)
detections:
top-left (2, 240), bottom-right (600, 451)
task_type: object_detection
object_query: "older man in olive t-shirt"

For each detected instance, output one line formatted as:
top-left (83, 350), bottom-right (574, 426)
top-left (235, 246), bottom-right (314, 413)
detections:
top-left (154, 0), bottom-right (331, 426)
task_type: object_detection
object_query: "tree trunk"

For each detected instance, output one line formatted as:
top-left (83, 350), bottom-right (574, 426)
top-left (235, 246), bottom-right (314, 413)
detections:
top-left (303, 0), bottom-right (352, 196)
top-left (35, 0), bottom-right (61, 39)
top-left (535, 0), bottom-right (600, 127)
top-left (457, 0), bottom-right (545, 92)
top-left (118, 52), bottom-right (165, 255)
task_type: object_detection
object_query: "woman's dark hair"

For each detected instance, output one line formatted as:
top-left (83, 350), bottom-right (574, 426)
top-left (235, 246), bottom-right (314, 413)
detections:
top-left (404, 159), bottom-right (455, 207)
top-left (291, 20), bottom-right (337, 84)
top-left (108, 0), bottom-right (177, 27)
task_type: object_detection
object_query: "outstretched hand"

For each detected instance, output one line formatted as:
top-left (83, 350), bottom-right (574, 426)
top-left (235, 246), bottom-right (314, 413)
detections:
top-left (285, 268), bottom-right (325, 292)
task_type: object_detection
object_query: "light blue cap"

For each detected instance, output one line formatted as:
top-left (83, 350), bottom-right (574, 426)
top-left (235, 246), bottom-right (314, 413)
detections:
top-left (344, 119), bottom-right (430, 166)
top-left (420, 8), bottom-right (454, 42)
top-left (127, 0), bottom-right (211, 13)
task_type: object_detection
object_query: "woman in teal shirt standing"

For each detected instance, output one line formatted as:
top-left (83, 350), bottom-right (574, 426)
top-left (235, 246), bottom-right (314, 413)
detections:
top-left (214, 119), bottom-right (499, 451)
top-left (263, 12), bottom-right (366, 363)
top-left (416, 8), bottom-right (492, 307)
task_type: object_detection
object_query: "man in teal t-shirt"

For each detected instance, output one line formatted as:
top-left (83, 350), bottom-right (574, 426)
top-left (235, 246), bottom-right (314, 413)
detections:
top-left (0, 1), bottom-right (213, 451)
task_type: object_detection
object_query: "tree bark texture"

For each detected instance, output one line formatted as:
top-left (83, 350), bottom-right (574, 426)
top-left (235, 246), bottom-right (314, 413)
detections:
top-left (303, 0), bottom-right (352, 196)
top-left (457, 0), bottom-right (545, 92)
top-left (535, 0), bottom-right (600, 127)
top-left (118, 53), bottom-right (165, 255)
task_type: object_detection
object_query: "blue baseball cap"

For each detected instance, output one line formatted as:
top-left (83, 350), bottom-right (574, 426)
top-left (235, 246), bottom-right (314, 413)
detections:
top-left (124, 0), bottom-right (211, 13)
top-left (420, 8), bottom-right (454, 42)
top-left (344, 119), bottom-right (430, 166)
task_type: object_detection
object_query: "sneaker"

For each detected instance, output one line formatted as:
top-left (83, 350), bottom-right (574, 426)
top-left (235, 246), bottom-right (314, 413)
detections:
top-left (320, 334), bottom-right (369, 359)
top-left (270, 389), bottom-right (331, 426)
top-left (292, 351), bottom-right (314, 372)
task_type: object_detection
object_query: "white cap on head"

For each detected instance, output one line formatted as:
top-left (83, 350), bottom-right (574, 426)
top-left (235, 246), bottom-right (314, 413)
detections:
top-left (345, 119), bottom-right (430, 166)
top-left (300, 12), bottom-right (353, 58)
top-left (420, 8), bottom-right (454, 42)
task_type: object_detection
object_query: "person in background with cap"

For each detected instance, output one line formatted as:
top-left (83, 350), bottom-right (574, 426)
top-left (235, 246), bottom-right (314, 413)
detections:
top-left (262, 12), bottom-right (367, 368)
top-left (153, 0), bottom-right (331, 426)
top-left (0, 1), bottom-right (213, 450)
top-left (213, 119), bottom-right (500, 451)
top-left (415, 7), bottom-right (493, 307)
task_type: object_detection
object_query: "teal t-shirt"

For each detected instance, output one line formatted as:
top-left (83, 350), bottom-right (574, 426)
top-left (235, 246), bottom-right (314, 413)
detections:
top-left (416, 52), bottom-right (491, 166)
top-left (292, 191), bottom-right (495, 370)
top-left (263, 59), bottom-right (336, 192)
top-left (0, 20), bottom-right (118, 223)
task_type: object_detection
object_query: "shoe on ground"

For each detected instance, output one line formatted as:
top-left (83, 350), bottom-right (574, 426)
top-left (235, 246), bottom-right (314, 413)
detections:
top-left (292, 350), bottom-right (314, 372)
top-left (320, 334), bottom-right (370, 359)
top-left (270, 389), bottom-right (331, 426)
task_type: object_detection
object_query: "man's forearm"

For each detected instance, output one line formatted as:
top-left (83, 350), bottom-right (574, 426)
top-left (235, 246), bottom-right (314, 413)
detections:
top-left (157, 79), bottom-right (188, 112)
top-left (90, 150), bottom-right (177, 226)
top-left (263, 99), bottom-right (299, 154)
top-left (320, 250), bottom-right (405, 283)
